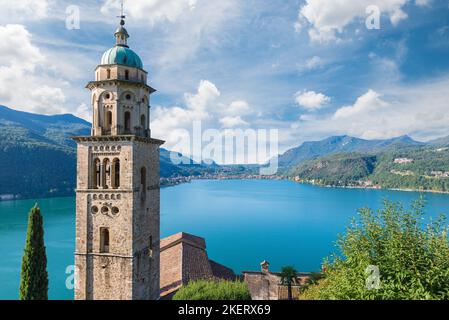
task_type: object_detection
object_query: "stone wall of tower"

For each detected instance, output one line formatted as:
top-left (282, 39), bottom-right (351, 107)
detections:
top-left (95, 65), bottom-right (148, 83)
top-left (75, 20), bottom-right (162, 300)
top-left (74, 137), bottom-right (162, 300)
top-left (130, 139), bottom-right (161, 299)
top-left (90, 80), bottom-right (150, 137)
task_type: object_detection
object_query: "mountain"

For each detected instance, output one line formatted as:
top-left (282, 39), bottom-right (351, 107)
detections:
top-left (278, 135), bottom-right (423, 169)
top-left (286, 145), bottom-right (449, 192)
top-left (429, 135), bottom-right (449, 147)
top-left (0, 105), bottom-right (215, 199)
top-left (288, 153), bottom-right (377, 185)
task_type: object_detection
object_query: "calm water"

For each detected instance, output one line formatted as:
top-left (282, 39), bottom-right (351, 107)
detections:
top-left (1, 179), bottom-right (448, 300)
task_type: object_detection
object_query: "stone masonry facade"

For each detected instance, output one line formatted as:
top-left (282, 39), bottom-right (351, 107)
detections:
top-left (73, 18), bottom-right (164, 300)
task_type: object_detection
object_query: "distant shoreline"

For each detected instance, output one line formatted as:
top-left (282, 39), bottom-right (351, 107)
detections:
top-left (166, 174), bottom-right (449, 195)
top-left (189, 175), bottom-right (449, 195)
top-left (2, 175), bottom-right (449, 202)
top-left (284, 179), bottom-right (449, 195)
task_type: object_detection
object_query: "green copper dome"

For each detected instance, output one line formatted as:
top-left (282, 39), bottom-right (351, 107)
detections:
top-left (101, 45), bottom-right (143, 69)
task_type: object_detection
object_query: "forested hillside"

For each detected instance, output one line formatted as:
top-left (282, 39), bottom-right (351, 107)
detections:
top-left (0, 106), bottom-right (216, 200)
top-left (286, 145), bottom-right (449, 192)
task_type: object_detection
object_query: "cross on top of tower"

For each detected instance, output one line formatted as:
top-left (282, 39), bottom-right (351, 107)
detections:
top-left (114, 0), bottom-right (129, 46)
top-left (117, 0), bottom-right (126, 26)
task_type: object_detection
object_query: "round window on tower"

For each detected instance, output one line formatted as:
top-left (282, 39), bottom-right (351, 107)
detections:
top-left (91, 206), bottom-right (99, 214)
top-left (101, 206), bottom-right (109, 214)
top-left (126, 94), bottom-right (131, 100)
top-left (112, 207), bottom-right (120, 216)
top-left (105, 93), bottom-right (111, 100)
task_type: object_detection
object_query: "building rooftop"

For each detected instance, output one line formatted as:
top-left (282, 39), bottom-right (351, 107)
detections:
top-left (160, 232), bottom-right (236, 298)
top-left (242, 261), bottom-right (313, 300)
top-left (100, 45), bottom-right (143, 69)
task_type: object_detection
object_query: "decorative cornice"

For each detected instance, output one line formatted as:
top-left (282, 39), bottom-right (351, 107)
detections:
top-left (76, 185), bottom-right (160, 193)
top-left (94, 64), bottom-right (148, 74)
top-left (76, 189), bottom-right (134, 193)
top-left (72, 135), bottom-right (164, 145)
top-left (86, 79), bottom-right (156, 94)
top-left (75, 252), bottom-right (133, 259)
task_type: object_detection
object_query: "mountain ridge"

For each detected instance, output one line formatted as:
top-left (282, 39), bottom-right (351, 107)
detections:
top-left (0, 105), bottom-right (215, 199)
top-left (278, 134), bottom-right (426, 169)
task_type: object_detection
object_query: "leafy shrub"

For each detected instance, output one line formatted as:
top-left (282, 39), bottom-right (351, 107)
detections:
top-left (301, 199), bottom-right (449, 300)
top-left (172, 279), bottom-right (251, 300)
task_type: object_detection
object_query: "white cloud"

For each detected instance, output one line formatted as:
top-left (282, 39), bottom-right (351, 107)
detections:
top-left (101, 0), bottom-right (241, 67)
top-left (101, 0), bottom-right (198, 25)
top-left (29, 86), bottom-right (66, 113)
top-left (151, 80), bottom-right (255, 155)
top-left (295, 90), bottom-right (330, 110)
top-left (291, 77), bottom-right (449, 142)
top-left (0, 24), bottom-right (68, 115)
top-left (305, 56), bottom-right (325, 70)
top-left (219, 116), bottom-right (248, 128)
top-left (0, 0), bottom-right (49, 22)
top-left (75, 103), bottom-right (90, 122)
top-left (297, 56), bottom-right (327, 73)
top-left (227, 100), bottom-right (251, 116)
top-left (334, 90), bottom-right (388, 118)
top-left (184, 80), bottom-right (220, 115)
top-left (0, 24), bottom-right (44, 70)
top-left (296, 0), bottom-right (416, 42)
top-left (151, 80), bottom-right (220, 147)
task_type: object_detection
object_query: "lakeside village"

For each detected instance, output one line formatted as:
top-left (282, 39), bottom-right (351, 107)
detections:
top-left (161, 155), bottom-right (449, 194)
top-left (160, 173), bottom-right (283, 187)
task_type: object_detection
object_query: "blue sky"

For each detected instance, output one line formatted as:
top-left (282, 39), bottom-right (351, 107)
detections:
top-left (0, 0), bottom-right (449, 157)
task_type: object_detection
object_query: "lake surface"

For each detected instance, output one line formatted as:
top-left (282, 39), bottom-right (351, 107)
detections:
top-left (1, 179), bottom-right (448, 300)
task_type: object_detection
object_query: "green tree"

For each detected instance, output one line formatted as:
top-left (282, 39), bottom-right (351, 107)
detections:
top-left (172, 279), bottom-right (251, 300)
top-left (279, 266), bottom-right (298, 300)
top-left (19, 204), bottom-right (48, 300)
top-left (302, 199), bottom-right (449, 300)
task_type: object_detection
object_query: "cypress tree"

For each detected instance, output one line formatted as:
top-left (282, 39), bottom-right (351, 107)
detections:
top-left (19, 204), bottom-right (48, 300)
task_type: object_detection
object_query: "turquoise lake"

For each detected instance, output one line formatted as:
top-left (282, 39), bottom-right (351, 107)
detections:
top-left (1, 179), bottom-right (449, 300)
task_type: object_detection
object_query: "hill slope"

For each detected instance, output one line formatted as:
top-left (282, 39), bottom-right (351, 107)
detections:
top-left (0, 105), bottom-right (215, 199)
top-left (286, 145), bottom-right (449, 192)
top-left (278, 135), bottom-right (423, 168)
top-left (287, 153), bottom-right (377, 186)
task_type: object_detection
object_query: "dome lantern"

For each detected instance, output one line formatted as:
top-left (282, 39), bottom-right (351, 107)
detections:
top-left (99, 6), bottom-right (144, 69)
top-left (114, 19), bottom-right (129, 47)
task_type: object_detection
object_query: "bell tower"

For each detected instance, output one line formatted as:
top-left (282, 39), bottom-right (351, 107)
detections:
top-left (73, 13), bottom-right (164, 300)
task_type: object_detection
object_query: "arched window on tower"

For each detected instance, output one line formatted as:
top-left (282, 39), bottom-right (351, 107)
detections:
top-left (100, 228), bottom-right (110, 253)
top-left (93, 158), bottom-right (101, 189)
top-left (124, 111), bottom-right (131, 132)
top-left (103, 158), bottom-right (111, 189)
top-left (106, 69), bottom-right (111, 79)
top-left (105, 110), bottom-right (112, 132)
top-left (112, 158), bottom-right (120, 189)
top-left (140, 167), bottom-right (147, 193)
top-left (125, 70), bottom-right (129, 80)
top-left (140, 114), bottom-right (146, 129)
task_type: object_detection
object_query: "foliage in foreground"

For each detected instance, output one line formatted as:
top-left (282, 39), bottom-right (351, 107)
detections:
top-left (172, 279), bottom-right (251, 300)
top-left (301, 199), bottom-right (449, 300)
top-left (19, 205), bottom-right (48, 300)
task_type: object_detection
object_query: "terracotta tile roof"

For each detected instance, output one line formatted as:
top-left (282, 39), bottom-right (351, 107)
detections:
top-left (160, 232), bottom-right (236, 297)
top-left (160, 232), bottom-right (206, 251)
top-left (209, 260), bottom-right (237, 281)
